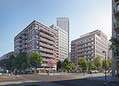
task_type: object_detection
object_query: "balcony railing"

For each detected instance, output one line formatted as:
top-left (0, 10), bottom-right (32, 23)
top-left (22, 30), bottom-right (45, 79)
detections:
top-left (40, 37), bottom-right (54, 45)
top-left (39, 42), bottom-right (54, 49)
top-left (40, 33), bottom-right (55, 43)
top-left (40, 52), bottom-right (54, 58)
top-left (40, 29), bottom-right (54, 37)
top-left (40, 47), bottom-right (53, 53)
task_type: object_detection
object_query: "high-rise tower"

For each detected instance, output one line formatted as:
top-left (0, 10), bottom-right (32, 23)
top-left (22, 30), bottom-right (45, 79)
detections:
top-left (57, 17), bottom-right (69, 60)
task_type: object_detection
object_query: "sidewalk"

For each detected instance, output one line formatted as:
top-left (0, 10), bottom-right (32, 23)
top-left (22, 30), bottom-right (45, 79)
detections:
top-left (0, 81), bottom-right (64, 86)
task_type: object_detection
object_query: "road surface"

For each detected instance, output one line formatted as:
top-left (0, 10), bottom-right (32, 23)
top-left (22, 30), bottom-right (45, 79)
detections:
top-left (0, 73), bottom-right (117, 86)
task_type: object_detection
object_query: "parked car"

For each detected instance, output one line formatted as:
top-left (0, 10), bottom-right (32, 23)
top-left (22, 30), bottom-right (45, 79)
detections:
top-left (88, 70), bottom-right (98, 74)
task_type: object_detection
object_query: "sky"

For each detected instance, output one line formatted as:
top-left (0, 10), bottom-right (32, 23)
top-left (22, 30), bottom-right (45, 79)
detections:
top-left (0, 0), bottom-right (111, 57)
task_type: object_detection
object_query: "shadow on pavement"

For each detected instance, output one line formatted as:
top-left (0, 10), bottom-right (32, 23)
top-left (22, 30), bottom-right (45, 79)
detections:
top-left (3, 76), bottom-right (119, 86)
top-left (0, 79), bottom-right (106, 86)
top-left (52, 77), bottom-right (119, 86)
top-left (52, 78), bottom-right (105, 86)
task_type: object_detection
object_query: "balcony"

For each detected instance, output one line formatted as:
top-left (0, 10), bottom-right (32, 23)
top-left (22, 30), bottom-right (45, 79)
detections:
top-left (40, 32), bottom-right (51, 38)
top-left (39, 42), bottom-right (54, 49)
top-left (40, 52), bottom-right (54, 58)
top-left (43, 58), bottom-right (48, 62)
top-left (40, 47), bottom-right (53, 53)
top-left (40, 28), bottom-right (54, 37)
top-left (40, 32), bottom-right (55, 42)
top-left (40, 37), bottom-right (54, 45)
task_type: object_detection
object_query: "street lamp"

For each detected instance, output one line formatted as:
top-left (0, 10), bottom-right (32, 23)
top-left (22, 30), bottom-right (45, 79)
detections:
top-left (102, 51), bottom-right (107, 81)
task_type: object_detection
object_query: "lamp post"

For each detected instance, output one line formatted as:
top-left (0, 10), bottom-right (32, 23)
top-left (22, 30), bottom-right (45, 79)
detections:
top-left (102, 51), bottom-right (107, 81)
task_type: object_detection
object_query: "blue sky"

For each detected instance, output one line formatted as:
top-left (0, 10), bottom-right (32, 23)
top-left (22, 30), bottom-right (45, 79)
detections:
top-left (0, 0), bottom-right (111, 57)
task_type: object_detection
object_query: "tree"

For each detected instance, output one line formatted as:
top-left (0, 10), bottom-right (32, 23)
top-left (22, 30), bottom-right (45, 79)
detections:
top-left (0, 52), bottom-right (43, 74)
top-left (62, 59), bottom-right (70, 72)
top-left (107, 59), bottom-right (112, 68)
top-left (78, 58), bottom-right (87, 72)
top-left (110, 37), bottom-right (119, 50)
top-left (93, 56), bottom-right (102, 70)
top-left (0, 54), bottom-right (16, 73)
top-left (69, 62), bottom-right (76, 72)
top-left (87, 60), bottom-right (96, 71)
top-left (47, 59), bottom-right (56, 73)
top-left (57, 60), bottom-right (62, 71)
top-left (0, 59), bottom-right (10, 71)
top-left (14, 53), bottom-right (30, 73)
top-left (0, 53), bottom-right (30, 74)
top-left (30, 52), bottom-right (43, 68)
top-left (102, 60), bottom-right (109, 70)
top-left (62, 59), bottom-right (75, 72)
top-left (7, 54), bottom-right (16, 72)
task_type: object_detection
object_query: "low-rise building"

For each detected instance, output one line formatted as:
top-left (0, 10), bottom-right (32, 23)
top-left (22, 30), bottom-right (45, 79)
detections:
top-left (0, 51), bottom-right (14, 60)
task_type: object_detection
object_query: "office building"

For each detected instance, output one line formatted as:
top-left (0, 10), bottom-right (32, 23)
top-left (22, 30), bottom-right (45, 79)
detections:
top-left (57, 17), bottom-right (69, 32)
top-left (56, 17), bottom-right (69, 60)
top-left (71, 30), bottom-right (108, 63)
top-left (50, 25), bottom-right (68, 61)
top-left (14, 20), bottom-right (59, 70)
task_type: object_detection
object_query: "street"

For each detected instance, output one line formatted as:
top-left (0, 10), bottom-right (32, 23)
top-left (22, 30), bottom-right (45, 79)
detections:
top-left (3, 79), bottom-right (119, 86)
top-left (0, 73), bottom-right (116, 86)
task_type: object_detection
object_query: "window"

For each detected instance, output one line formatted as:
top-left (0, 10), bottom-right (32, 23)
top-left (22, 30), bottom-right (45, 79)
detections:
top-left (114, 49), bottom-right (119, 57)
top-left (19, 37), bottom-right (22, 39)
top-left (37, 46), bottom-right (39, 49)
top-left (117, 4), bottom-right (119, 11)
top-left (91, 38), bottom-right (94, 40)
top-left (19, 41), bottom-right (22, 43)
top-left (19, 45), bottom-right (22, 47)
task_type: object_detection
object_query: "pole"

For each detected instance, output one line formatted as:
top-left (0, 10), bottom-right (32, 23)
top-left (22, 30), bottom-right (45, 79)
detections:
top-left (105, 52), bottom-right (106, 81)
top-left (103, 51), bottom-right (106, 81)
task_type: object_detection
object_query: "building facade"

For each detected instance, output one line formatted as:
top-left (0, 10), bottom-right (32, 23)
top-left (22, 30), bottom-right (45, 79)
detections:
top-left (14, 20), bottom-right (59, 70)
top-left (0, 51), bottom-right (14, 61)
top-left (57, 17), bottom-right (69, 32)
top-left (50, 25), bottom-right (68, 61)
top-left (112, 0), bottom-right (119, 78)
top-left (71, 30), bottom-right (108, 63)
top-left (108, 41), bottom-right (112, 59)
top-left (56, 17), bottom-right (69, 60)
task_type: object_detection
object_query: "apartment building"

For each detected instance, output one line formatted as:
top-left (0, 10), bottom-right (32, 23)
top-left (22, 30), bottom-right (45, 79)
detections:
top-left (112, 0), bottom-right (119, 78)
top-left (71, 30), bottom-right (108, 63)
top-left (50, 25), bottom-right (68, 61)
top-left (56, 17), bottom-right (69, 60)
top-left (14, 20), bottom-right (59, 70)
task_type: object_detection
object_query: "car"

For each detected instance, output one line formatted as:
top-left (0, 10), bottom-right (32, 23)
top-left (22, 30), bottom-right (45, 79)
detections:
top-left (88, 70), bottom-right (98, 74)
